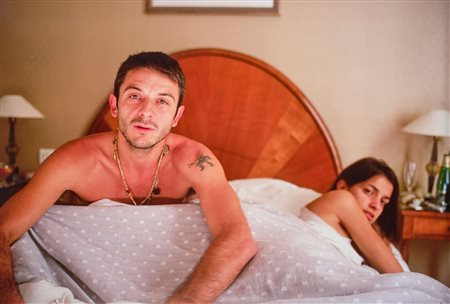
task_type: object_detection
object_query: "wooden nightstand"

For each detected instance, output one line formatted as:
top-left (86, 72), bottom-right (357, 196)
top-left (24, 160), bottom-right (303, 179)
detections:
top-left (396, 209), bottom-right (450, 261)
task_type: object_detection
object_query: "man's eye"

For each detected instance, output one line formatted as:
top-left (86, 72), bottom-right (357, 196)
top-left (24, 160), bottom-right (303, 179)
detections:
top-left (158, 99), bottom-right (169, 105)
top-left (128, 94), bottom-right (142, 101)
top-left (381, 199), bottom-right (390, 205)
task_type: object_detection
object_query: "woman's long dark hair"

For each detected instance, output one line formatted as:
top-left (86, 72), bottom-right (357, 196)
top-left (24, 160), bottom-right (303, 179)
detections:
top-left (330, 157), bottom-right (399, 239)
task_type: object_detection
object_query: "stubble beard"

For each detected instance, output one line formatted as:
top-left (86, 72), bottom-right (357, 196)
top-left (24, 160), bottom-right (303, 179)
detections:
top-left (118, 117), bottom-right (171, 150)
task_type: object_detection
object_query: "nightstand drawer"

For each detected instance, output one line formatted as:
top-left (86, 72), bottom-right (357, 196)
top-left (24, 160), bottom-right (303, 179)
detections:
top-left (411, 216), bottom-right (450, 237)
top-left (398, 210), bottom-right (450, 241)
top-left (397, 209), bottom-right (450, 261)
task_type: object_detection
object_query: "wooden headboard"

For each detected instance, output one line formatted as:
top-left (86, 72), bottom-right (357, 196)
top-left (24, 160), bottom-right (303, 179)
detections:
top-left (87, 48), bottom-right (341, 193)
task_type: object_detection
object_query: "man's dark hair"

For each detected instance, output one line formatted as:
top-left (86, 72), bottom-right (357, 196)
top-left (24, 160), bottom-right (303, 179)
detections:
top-left (113, 52), bottom-right (186, 108)
top-left (331, 157), bottom-right (400, 239)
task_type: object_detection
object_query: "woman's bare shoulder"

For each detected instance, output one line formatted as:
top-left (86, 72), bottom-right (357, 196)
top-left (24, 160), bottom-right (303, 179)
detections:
top-left (308, 190), bottom-right (356, 209)
top-left (306, 190), bottom-right (361, 225)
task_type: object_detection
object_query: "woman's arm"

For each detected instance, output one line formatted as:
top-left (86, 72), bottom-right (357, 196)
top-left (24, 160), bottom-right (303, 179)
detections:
top-left (307, 190), bottom-right (402, 273)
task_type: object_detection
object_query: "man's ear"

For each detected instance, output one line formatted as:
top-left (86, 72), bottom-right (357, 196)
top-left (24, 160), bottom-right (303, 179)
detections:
top-left (109, 94), bottom-right (118, 118)
top-left (171, 105), bottom-right (185, 127)
top-left (336, 179), bottom-right (348, 190)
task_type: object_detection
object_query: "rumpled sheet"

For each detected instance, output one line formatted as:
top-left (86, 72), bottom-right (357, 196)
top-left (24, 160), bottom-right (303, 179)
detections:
top-left (298, 207), bottom-right (411, 272)
top-left (298, 207), bottom-right (365, 267)
top-left (12, 199), bottom-right (450, 303)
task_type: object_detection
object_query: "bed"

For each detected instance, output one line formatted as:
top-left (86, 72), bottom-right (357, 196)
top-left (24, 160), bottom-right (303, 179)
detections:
top-left (12, 48), bottom-right (449, 303)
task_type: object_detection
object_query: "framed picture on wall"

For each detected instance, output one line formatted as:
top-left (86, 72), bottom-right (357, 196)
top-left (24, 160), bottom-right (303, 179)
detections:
top-left (147, 0), bottom-right (279, 15)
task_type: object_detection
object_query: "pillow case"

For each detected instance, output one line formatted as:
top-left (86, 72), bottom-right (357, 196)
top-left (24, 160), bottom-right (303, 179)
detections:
top-left (230, 178), bottom-right (321, 216)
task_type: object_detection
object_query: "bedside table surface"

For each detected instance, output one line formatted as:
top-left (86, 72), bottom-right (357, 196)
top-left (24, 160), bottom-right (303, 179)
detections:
top-left (400, 209), bottom-right (450, 219)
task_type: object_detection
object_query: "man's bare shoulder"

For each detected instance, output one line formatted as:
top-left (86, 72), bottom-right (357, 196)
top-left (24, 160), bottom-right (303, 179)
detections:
top-left (166, 133), bottom-right (210, 160)
top-left (42, 132), bottom-right (116, 170)
top-left (57, 132), bottom-right (115, 157)
top-left (20, 132), bottom-right (117, 201)
top-left (166, 133), bottom-right (220, 173)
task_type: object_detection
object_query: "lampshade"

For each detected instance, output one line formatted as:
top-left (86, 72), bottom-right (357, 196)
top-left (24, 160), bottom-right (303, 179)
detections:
top-left (0, 95), bottom-right (44, 118)
top-left (402, 109), bottom-right (450, 138)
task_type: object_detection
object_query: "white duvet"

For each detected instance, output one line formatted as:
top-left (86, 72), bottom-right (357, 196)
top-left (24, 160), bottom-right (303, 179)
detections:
top-left (12, 195), bottom-right (449, 303)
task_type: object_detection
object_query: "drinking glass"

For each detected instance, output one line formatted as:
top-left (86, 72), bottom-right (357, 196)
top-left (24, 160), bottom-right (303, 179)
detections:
top-left (403, 161), bottom-right (417, 193)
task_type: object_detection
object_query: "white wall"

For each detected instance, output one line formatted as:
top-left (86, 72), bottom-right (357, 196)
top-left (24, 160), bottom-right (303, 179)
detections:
top-left (1, 0), bottom-right (449, 284)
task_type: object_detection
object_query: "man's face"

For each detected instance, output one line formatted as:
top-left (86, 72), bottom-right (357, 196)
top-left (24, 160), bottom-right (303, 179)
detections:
top-left (109, 68), bottom-right (184, 149)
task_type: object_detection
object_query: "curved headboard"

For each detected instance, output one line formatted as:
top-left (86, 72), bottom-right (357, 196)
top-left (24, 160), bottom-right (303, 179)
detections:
top-left (87, 48), bottom-right (341, 193)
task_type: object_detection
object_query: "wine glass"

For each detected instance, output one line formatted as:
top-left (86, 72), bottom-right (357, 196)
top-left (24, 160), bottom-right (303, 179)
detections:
top-left (403, 161), bottom-right (417, 193)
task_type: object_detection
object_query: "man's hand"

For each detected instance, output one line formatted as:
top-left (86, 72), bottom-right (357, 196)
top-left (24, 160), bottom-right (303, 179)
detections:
top-left (0, 234), bottom-right (24, 304)
top-left (166, 230), bottom-right (257, 304)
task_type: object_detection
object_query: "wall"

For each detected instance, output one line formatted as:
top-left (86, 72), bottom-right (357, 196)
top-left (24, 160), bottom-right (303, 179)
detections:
top-left (1, 0), bottom-right (449, 285)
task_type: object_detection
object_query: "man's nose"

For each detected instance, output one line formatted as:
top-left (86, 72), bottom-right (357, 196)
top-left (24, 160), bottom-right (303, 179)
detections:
top-left (138, 100), bottom-right (155, 117)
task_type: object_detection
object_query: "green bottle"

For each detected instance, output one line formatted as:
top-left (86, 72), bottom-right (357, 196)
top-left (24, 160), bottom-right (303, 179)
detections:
top-left (436, 153), bottom-right (450, 210)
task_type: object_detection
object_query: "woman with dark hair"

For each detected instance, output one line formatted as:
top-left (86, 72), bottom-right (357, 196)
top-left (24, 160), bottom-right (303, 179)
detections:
top-left (330, 157), bottom-right (399, 242)
top-left (300, 157), bottom-right (407, 273)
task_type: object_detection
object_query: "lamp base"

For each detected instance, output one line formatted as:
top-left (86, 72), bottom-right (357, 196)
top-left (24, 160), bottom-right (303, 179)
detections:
top-left (425, 136), bottom-right (441, 194)
top-left (6, 117), bottom-right (19, 167)
top-left (426, 163), bottom-right (440, 194)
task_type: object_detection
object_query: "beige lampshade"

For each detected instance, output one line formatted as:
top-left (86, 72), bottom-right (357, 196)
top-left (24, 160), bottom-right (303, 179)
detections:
top-left (402, 109), bottom-right (450, 138)
top-left (0, 95), bottom-right (44, 118)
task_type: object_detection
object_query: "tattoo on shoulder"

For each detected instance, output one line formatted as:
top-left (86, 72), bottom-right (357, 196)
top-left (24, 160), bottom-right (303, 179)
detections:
top-left (188, 154), bottom-right (214, 171)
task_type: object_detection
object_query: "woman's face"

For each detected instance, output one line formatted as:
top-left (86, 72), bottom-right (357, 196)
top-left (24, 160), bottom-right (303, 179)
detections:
top-left (339, 175), bottom-right (393, 224)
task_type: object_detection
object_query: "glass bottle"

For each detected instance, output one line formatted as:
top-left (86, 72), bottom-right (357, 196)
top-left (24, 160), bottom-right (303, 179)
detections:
top-left (436, 153), bottom-right (450, 210)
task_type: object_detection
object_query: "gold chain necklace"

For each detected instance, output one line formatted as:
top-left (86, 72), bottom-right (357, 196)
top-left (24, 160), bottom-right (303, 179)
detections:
top-left (113, 136), bottom-right (169, 206)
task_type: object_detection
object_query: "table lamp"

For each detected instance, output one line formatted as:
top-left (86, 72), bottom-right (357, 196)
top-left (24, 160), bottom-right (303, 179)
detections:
top-left (402, 109), bottom-right (450, 194)
top-left (0, 95), bottom-right (44, 181)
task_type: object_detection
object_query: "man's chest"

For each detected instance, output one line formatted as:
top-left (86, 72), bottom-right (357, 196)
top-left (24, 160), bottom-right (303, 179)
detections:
top-left (67, 166), bottom-right (192, 204)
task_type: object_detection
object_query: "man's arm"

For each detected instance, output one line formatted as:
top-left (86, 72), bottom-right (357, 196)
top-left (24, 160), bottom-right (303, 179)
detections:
top-left (167, 147), bottom-right (258, 303)
top-left (0, 173), bottom-right (67, 303)
top-left (0, 234), bottom-right (24, 303)
top-left (0, 183), bottom-right (58, 303)
top-left (0, 142), bottom-right (82, 302)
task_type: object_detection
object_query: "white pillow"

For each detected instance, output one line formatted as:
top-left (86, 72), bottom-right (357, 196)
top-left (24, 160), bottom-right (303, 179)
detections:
top-left (230, 178), bottom-right (321, 216)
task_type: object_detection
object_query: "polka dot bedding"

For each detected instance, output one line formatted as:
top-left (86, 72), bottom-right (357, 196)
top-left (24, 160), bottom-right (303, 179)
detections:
top-left (12, 200), bottom-right (450, 303)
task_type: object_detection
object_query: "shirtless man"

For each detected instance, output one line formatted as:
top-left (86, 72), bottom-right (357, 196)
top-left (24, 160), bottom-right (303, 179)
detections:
top-left (0, 51), bottom-right (258, 303)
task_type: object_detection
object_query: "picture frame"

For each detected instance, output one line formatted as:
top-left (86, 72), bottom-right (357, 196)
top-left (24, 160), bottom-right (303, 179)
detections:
top-left (146, 0), bottom-right (279, 15)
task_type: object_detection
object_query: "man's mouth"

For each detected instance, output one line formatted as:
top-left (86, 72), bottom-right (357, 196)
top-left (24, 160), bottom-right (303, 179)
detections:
top-left (132, 121), bottom-right (157, 131)
top-left (134, 124), bottom-right (153, 131)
